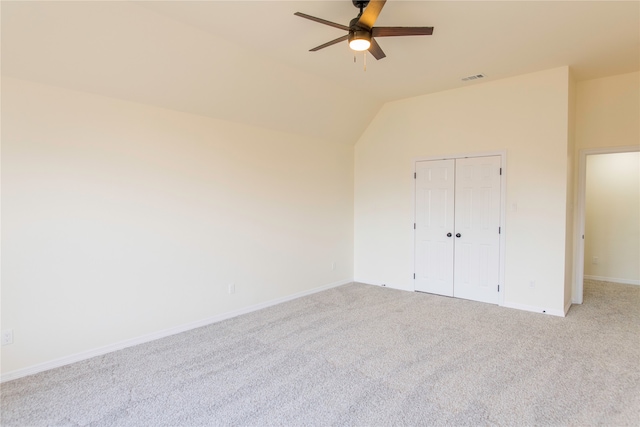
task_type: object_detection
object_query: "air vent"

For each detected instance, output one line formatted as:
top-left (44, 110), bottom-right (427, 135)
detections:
top-left (461, 73), bottom-right (486, 82)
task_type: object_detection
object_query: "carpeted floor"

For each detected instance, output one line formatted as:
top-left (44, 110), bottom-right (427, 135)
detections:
top-left (1, 280), bottom-right (639, 426)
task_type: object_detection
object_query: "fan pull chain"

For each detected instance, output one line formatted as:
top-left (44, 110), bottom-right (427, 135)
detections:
top-left (353, 53), bottom-right (367, 72)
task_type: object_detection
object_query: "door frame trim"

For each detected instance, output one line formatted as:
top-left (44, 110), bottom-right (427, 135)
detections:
top-left (573, 145), bottom-right (639, 304)
top-left (412, 150), bottom-right (507, 306)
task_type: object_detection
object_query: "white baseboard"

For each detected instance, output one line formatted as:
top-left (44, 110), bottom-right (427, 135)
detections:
top-left (358, 280), bottom-right (567, 317)
top-left (1, 279), bottom-right (352, 383)
top-left (501, 301), bottom-right (566, 317)
top-left (584, 275), bottom-right (640, 286)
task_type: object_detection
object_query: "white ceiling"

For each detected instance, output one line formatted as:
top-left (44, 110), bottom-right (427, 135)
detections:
top-left (2, 1), bottom-right (639, 144)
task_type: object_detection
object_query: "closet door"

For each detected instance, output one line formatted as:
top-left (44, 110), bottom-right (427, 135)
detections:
top-left (414, 159), bottom-right (455, 296)
top-left (453, 156), bottom-right (501, 304)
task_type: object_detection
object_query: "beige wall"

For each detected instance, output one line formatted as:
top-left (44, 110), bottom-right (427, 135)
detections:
top-left (4, 68), bottom-right (637, 376)
top-left (584, 153), bottom-right (640, 284)
top-left (573, 71), bottom-right (640, 294)
top-left (1, 77), bottom-right (354, 374)
top-left (575, 72), bottom-right (640, 151)
top-left (354, 67), bottom-right (571, 314)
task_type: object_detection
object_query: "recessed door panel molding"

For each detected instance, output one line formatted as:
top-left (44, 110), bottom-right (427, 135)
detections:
top-left (414, 155), bottom-right (503, 305)
top-left (414, 159), bottom-right (455, 296)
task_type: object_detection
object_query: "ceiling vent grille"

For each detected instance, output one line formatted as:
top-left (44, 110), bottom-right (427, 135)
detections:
top-left (461, 73), bottom-right (486, 81)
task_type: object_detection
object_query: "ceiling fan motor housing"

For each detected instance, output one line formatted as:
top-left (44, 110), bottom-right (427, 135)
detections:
top-left (348, 16), bottom-right (372, 48)
top-left (348, 27), bottom-right (372, 45)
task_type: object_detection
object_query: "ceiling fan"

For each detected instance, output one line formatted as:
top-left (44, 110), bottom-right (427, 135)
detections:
top-left (294, 0), bottom-right (434, 60)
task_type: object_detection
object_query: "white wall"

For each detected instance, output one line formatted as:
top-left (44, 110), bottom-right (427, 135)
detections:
top-left (354, 67), bottom-right (571, 314)
top-left (584, 153), bottom-right (640, 284)
top-left (1, 77), bottom-right (354, 374)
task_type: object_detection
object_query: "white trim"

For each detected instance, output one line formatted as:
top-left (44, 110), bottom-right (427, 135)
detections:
top-left (411, 158), bottom-right (417, 291)
top-left (584, 275), bottom-right (640, 286)
top-left (574, 146), bottom-right (640, 304)
top-left (411, 150), bottom-right (507, 306)
top-left (0, 279), bottom-right (352, 383)
top-left (498, 153), bottom-right (507, 307)
top-left (501, 301), bottom-right (566, 317)
top-left (413, 150), bottom-right (508, 163)
top-left (564, 301), bottom-right (572, 316)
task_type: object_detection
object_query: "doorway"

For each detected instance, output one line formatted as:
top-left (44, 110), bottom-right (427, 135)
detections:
top-left (574, 146), bottom-right (640, 304)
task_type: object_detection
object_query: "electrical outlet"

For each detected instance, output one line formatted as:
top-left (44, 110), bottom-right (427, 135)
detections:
top-left (1, 329), bottom-right (13, 346)
top-left (529, 280), bottom-right (536, 288)
top-left (592, 257), bottom-right (599, 265)
top-left (331, 262), bottom-right (336, 271)
top-left (228, 283), bottom-right (235, 294)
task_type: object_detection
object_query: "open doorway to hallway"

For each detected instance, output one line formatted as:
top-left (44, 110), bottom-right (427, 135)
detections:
top-left (576, 149), bottom-right (639, 304)
top-left (584, 152), bottom-right (639, 284)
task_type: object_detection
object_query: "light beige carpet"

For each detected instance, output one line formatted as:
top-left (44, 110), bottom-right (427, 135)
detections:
top-left (2, 279), bottom-right (639, 426)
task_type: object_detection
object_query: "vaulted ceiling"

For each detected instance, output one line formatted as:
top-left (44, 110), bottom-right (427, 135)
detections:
top-left (2, 1), bottom-right (639, 145)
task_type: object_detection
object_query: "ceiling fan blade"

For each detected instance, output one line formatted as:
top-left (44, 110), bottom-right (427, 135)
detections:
top-left (373, 27), bottom-right (434, 37)
top-left (294, 12), bottom-right (350, 31)
top-left (357, 0), bottom-right (387, 29)
top-left (368, 38), bottom-right (386, 60)
top-left (309, 35), bottom-right (349, 52)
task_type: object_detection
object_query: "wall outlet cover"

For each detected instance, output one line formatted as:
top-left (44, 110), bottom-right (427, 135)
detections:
top-left (1, 330), bottom-right (13, 346)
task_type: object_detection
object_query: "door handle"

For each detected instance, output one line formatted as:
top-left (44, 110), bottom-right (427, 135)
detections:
top-left (447, 233), bottom-right (452, 237)
top-left (456, 233), bottom-right (461, 238)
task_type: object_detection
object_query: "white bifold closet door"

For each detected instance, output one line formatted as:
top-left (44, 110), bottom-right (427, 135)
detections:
top-left (415, 156), bottom-right (501, 304)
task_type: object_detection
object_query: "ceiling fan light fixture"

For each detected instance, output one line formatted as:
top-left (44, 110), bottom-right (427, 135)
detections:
top-left (348, 29), bottom-right (371, 51)
top-left (349, 38), bottom-right (371, 51)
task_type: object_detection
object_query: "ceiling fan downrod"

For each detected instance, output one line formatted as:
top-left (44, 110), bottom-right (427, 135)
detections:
top-left (353, 1), bottom-right (370, 16)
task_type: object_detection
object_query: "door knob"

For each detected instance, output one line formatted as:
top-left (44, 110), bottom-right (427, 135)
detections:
top-left (456, 233), bottom-right (461, 238)
top-left (447, 233), bottom-right (452, 237)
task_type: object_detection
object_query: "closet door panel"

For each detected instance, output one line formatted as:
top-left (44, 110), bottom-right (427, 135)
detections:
top-left (414, 159), bottom-right (455, 296)
top-left (453, 156), bottom-right (501, 304)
